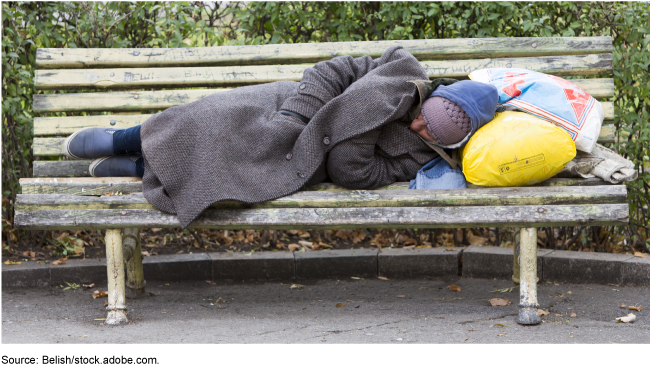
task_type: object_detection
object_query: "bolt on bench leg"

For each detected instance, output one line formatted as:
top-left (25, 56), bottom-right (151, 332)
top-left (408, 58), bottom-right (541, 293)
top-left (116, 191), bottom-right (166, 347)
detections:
top-left (105, 229), bottom-right (128, 325)
top-left (123, 228), bottom-right (146, 298)
top-left (517, 228), bottom-right (541, 325)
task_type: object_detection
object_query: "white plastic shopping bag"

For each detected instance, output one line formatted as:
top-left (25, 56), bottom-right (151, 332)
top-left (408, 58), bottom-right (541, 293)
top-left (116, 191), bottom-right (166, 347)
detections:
top-left (469, 68), bottom-right (604, 153)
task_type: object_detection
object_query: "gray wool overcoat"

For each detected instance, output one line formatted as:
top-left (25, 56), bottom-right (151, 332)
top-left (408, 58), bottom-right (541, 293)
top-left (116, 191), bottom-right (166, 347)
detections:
top-left (141, 46), bottom-right (439, 228)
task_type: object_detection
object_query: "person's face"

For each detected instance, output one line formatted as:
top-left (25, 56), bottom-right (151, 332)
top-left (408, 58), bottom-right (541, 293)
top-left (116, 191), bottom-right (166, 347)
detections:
top-left (410, 113), bottom-right (436, 142)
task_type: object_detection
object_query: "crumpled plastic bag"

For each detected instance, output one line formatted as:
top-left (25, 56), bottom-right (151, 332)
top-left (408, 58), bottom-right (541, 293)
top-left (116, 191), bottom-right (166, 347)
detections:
top-left (469, 68), bottom-right (604, 153)
top-left (555, 143), bottom-right (638, 184)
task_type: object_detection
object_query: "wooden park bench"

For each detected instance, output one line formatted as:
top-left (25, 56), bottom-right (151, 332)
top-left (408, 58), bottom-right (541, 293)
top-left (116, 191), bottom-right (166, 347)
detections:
top-left (15, 37), bottom-right (629, 326)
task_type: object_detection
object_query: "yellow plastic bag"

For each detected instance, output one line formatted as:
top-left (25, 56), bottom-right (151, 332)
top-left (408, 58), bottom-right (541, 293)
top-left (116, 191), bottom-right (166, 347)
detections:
top-left (460, 111), bottom-right (576, 187)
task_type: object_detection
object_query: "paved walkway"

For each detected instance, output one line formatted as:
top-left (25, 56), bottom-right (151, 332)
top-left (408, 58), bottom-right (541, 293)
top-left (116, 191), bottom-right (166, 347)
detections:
top-left (3, 278), bottom-right (648, 343)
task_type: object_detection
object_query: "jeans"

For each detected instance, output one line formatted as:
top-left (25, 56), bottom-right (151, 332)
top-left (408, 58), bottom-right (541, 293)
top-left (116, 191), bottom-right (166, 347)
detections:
top-left (408, 157), bottom-right (467, 190)
top-left (113, 125), bottom-right (142, 154)
top-left (113, 125), bottom-right (144, 177)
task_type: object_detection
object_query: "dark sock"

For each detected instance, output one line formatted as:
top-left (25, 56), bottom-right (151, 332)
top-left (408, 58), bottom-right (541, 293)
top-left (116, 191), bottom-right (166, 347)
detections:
top-left (113, 125), bottom-right (142, 155)
top-left (135, 157), bottom-right (145, 177)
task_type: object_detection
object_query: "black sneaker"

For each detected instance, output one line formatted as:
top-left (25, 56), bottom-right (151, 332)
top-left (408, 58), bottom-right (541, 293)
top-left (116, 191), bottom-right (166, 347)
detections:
top-left (89, 155), bottom-right (143, 177)
top-left (64, 127), bottom-right (120, 159)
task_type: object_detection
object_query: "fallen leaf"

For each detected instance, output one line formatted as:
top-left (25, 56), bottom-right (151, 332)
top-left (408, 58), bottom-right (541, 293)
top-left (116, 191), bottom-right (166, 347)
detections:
top-left (336, 303), bottom-right (345, 308)
top-left (290, 284), bottom-right (304, 290)
top-left (570, 312), bottom-right (577, 317)
top-left (555, 313), bottom-right (562, 317)
top-left (22, 250), bottom-right (36, 258)
top-left (82, 283), bottom-right (95, 288)
top-left (92, 290), bottom-right (107, 299)
top-left (396, 295), bottom-right (406, 298)
top-left (467, 235), bottom-right (486, 245)
top-left (52, 257), bottom-right (67, 265)
top-left (634, 251), bottom-right (648, 258)
top-left (566, 291), bottom-right (572, 294)
top-left (492, 324), bottom-right (508, 328)
top-left (490, 287), bottom-right (514, 293)
top-left (4, 260), bottom-right (21, 265)
top-left (445, 248), bottom-right (457, 252)
top-left (449, 285), bottom-right (461, 292)
top-left (615, 313), bottom-right (636, 323)
top-left (350, 277), bottom-right (363, 280)
top-left (497, 333), bottom-right (505, 336)
top-left (94, 318), bottom-right (106, 321)
top-left (419, 287), bottom-right (427, 290)
top-left (467, 329), bottom-right (481, 332)
top-left (620, 304), bottom-right (628, 308)
top-left (628, 305), bottom-right (642, 312)
top-left (104, 300), bottom-right (108, 307)
top-left (377, 276), bottom-right (389, 281)
top-left (488, 298), bottom-right (511, 306)
top-left (298, 240), bottom-right (313, 249)
top-left (537, 309), bottom-right (550, 316)
top-left (206, 280), bottom-right (216, 285)
top-left (287, 243), bottom-right (300, 251)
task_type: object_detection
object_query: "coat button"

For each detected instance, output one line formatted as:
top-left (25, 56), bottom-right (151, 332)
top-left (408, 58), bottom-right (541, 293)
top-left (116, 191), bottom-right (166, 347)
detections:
top-left (286, 153), bottom-right (292, 160)
top-left (299, 83), bottom-right (306, 90)
top-left (323, 136), bottom-right (331, 145)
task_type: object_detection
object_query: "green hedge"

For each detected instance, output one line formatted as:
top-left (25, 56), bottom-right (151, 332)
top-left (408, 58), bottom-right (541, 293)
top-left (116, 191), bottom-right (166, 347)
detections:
top-left (2, 1), bottom-right (648, 250)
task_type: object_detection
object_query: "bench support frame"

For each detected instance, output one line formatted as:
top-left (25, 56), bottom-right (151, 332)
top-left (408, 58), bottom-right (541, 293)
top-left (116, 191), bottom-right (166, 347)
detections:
top-left (517, 228), bottom-right (542, 325)
top-left (105, 229), bottom-right (129, 325)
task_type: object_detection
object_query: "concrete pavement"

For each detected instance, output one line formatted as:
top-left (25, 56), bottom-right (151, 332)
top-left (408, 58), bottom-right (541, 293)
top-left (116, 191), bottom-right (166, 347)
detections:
top-left (3, 277), bottom-right (648, 343)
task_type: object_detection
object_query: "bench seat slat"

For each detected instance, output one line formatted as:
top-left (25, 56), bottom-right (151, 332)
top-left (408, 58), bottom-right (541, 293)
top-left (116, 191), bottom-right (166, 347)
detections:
top-left (34, 54), bottom-right (612, 90)
top-left (32, 78), bottom-right (614, 113)
top-left (32, 102), bottom-right (615, 137)
top-left (35, 37), bottom-right (613, 69)
top-left (13, 203), bottom-right (629, 230)
top-left (31, 123), bottom-right (616, 158)
top-left (14, 186), bottom-right (627, 211)
top-left (18, 177), bottom-right (615, 196)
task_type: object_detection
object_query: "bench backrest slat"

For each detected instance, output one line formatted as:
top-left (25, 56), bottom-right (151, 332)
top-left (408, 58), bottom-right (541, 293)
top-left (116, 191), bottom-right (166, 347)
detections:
top-left (35, 37), bottom-right (613, 69)
top-left (33, 78), bottom-right (615, 114)
top-left (34, 54), bottom-right (612, 90)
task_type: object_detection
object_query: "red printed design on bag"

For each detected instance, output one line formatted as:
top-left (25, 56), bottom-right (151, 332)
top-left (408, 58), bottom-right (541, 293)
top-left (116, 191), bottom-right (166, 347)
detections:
top-left (548, 75), bottom-right (590, 121)
top-left (502, 72), bottom-right (528, 98)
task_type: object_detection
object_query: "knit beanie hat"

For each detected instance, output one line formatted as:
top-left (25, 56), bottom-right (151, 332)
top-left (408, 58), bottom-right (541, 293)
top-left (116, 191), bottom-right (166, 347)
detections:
top-left (421, 96), bottom-right (472, 146)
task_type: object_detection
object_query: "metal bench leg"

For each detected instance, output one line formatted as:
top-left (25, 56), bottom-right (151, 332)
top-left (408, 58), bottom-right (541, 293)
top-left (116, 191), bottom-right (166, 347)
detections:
top-left (123, 228), bottom-right (146, 298)
top-left (517, 227), bottom-right (541, 325)
top-left (512, 228), bottom-right (520, 285)
top-left (105, 229), bottom-right (128, 325)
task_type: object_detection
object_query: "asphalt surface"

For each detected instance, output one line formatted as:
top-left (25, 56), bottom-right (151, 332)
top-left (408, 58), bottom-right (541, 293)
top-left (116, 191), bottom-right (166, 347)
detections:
top-left (2, 277), bottom-right (649, 343)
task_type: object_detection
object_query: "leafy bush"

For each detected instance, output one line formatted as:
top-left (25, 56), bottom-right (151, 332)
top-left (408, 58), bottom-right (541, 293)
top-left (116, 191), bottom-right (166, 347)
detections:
top-left (2, 1), bottom-right (648, 251)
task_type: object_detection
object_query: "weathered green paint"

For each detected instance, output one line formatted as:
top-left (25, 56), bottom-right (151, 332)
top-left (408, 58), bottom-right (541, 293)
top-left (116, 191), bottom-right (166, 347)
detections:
top-left (34, 88), bottom-right (232, 113)
top-left (13, 203), bottom-right (629, 230)
top-left (35, 54), bottom-right (612, 90)
top-left (33, 160), bottom-right (90, 177)
top-left (32, 78), bottom-right (615, 113)
top-left (14, 185), bottom-right (627, 212)
top-left (19, 177), bottom-right (142, 195)
top-left (35, 37), bottom-right (613, 69)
